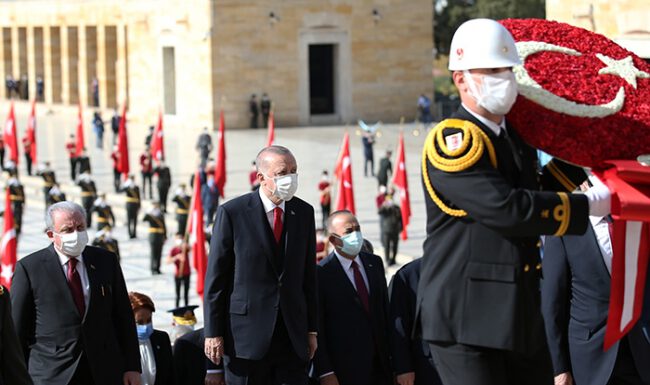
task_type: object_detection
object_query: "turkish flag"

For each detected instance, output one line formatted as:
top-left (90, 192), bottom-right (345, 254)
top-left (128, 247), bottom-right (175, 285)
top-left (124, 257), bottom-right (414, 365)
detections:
top-left (0, 188), bottom-right (17, 288)
top-left (75, 102), bottom-right (85, 157)
top-left (334, 133), bottom-right (355, 214)
top-left (4, 102), bottom-right (18, 164)
top-left (214, 109), bottom-right (226, 198)
top-left (117, 104), bottom-right (129, 178)
top-left (266, 110), bottom-right (275, 147)
top-left (188, 170), bottom-right (207, 297)
top-left (392, 132), bottom-right (411, 240)
top-left (150, 110), bottom-right (164, 162)
top-left (25, 99), bottom-right (37, 164)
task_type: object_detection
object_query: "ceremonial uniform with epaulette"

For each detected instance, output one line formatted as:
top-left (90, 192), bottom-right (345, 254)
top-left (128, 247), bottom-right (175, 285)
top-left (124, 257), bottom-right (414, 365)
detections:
top-left (92, 199), bottom-right (116, 231)
top-left (120, 178), bottom-right (141, 239)
top-left (143, 204), bottom-right (167, 274)
top-left (7, 176), bottom-right (25, 235)
top-left (36, 165), bottom-right (56, 208)
top-left (153, 163), bottom-right (171, 213)
top-left (172, 187), bottom-right (190, 235)
top-left (92, 228), bottom-right (121, 262)
top-left (77, 175), bottom-right (97, 227)
top-left (416, 19), bottom-right (611, 385)
top-left (0, 285), bottom-right (32, 385)
top-left (47, 186), bottom-right (66, 207)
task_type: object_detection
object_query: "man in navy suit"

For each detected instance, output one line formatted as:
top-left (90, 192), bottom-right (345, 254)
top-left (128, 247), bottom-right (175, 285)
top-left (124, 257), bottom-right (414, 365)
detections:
top-left (542, 187), bottom-right (650, 385)
top-left (204, 146), bottom-right (317, 385)
top-left (11, 201), bottom-right (141, 385)
top-left (314, 210), bottom-right (392, 385)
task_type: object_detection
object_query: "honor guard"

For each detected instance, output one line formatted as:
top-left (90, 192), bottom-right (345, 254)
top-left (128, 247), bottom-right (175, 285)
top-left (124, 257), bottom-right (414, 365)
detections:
top-left (65, 134), bottom-right (77, 181)
top-left (76, 171), bottom-right (97, 227)
top-left (172, 183), bottom-right (190, 235)
top-left (36, 161), bottom-right (56, 208)
top-left (143, 201), bottom-right (167, 275)
top-left (167, 305), bottom-right (198, 344)
top-left (6, 171), bottom-right (24, 235)
top-left (92, 193), bottom-right (116, 231)
top-left (153, 160), bottom-right (172, 213)
top-left (120, 174), bottom-right (141, 239)
top-left (75, 148), bottom-right (91, 176)
top-left (22, 136), bottom-right (33, 175)
top-left (92, 226), bottom-right (121, 262)
top-left (46, 183), bottom-right (66, 207)
top-left (417, 19), bottom-right (611, 385)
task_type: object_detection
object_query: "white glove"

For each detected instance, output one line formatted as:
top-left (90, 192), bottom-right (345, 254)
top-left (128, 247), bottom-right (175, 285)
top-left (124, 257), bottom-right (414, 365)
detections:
top-left (584, 175), bottom-right (611, 217)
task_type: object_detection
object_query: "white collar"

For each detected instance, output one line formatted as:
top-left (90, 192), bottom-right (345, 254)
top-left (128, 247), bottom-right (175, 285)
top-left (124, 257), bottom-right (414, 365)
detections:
top-left (462, 103), bottom-right (506, 136)
top-left (334, 249), bottom-right (361, 270)
top-left (258, 187), bottom-right (285, 213)
top-left (55, 247), bottom-right (84, 266)
top-left (589, 215), bottom-right (607, 226)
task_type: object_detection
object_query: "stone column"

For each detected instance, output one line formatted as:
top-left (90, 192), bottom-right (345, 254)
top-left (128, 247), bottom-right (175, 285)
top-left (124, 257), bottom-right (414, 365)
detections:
top-left (116, 24), bottom-right (128, 106)
top-left (60, 26), bottom-right (70, 104)
top-left (97, 25), bottom-right (108, 109)
top-left (43, 26), bottom-right (53, 104)
top-left (27, 26), bottom-right (36, 101)
top-left (11, 27), bottom-right (19, 79)
top-left (78, 25), bottom-right (88, 107)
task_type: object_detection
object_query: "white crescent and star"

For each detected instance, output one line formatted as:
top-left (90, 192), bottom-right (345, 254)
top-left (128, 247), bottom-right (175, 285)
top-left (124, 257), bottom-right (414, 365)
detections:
top-left (0, 263), bottom-right (13, 283)
top-left (513, 41), bottom-right (650, 118)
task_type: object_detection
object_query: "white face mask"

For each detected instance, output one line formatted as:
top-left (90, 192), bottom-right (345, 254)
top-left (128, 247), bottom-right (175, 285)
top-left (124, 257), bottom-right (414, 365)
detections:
top-left (265, 173), bottom-right (298, 201)
top-left (464, 70), bottom-right (518, 116)
top-left (54, 230), bottom-right (89, 256)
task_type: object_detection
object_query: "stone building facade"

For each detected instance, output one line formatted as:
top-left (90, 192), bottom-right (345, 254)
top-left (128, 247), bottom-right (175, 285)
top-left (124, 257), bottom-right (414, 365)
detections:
top-left (0, 0), bottom-right (433, 130)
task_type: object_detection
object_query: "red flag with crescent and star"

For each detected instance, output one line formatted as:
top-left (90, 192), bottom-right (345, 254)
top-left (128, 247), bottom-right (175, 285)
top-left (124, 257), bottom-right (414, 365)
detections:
top-left (214, 109), bottom-right (226, 198)
top-left (266, 110), bottom-right (275, 147)
top-left (187, 170), bottom-right (207, 298)
top-left (117, 103), bottom-right (129, 179)
top-left (501, 19), bottom-right (650, 350)
top-left (392, 132), bottom-right (411, 240)
top-left (75, 102), bottom-right (85, 157)
top-left (0, 188), bottom-right (17, 288)
top-left (25, 99), bottom-right (37, 164)
top-left (150, 110), bottom-right (164, 162)
top-left (4, 102), bottom-right (18, 165)
top-left (334, 132), bottom-right (355, 214)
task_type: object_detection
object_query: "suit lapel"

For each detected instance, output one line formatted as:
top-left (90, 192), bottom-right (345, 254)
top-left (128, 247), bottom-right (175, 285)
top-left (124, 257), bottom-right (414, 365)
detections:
top-left (280, 200), bottom-right (298, 279)
top-left (43, 244), bottom-right (82, 320)
top-left (83, 251), bottom-right (98, 322)
top-left (329, 252), bottom-right (369, 315)
top-left (246, 192), bottom-right (279, 276)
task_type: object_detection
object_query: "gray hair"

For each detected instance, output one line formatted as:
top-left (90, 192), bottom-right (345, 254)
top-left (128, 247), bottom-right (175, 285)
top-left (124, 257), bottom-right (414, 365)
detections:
top-left (45, 201), bottom-right (87, 230)
top-left (255, 145), bottom-right (294, 173)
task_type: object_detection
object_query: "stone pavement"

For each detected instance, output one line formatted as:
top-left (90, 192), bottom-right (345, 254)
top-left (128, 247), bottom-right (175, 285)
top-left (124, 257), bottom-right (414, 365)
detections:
top-left (3, 100), bottom-right (433, 332)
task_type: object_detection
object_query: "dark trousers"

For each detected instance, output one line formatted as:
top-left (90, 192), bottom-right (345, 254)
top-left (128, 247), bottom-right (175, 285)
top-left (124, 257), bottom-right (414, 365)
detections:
top-left (142, 172), bottom-right (153, 199)
top-left (0, 149), bottom-right (4, 170)
top-left (251, 112), bottom-right (259, 129)
top-left (70, 158), bottom-right (77, 181)
top-left (320, 203), bottom-right (330, 229)
top-left (608, 338), bottom-right (644, 385)
top-left (175, 275), bottom-right (190, 308)
top-left (24, 154), bottom-right (32, 175)
top-left (364, 155), bottom-right (374, 177)
top-left (149, 233), bottom-right (164, 273)
top-left (429, 342), bottom-right (553, 385)
top-left (158, 185), bottom-right (170, 212)
top-left (127, 205), bottom-right (138, 238)
top-left (177, 214), bottom-right (188, 236)
top-left (69, 353), bottom-right (95, 385)
top-left (42, 187), bottom-right (51, 208)
top-left (224, 314), bottom-right (308, 385)
top-left (205, 205), bottom-right (217, 227)
top-left (12, 203), bottom-right (22, 235)
top-left (113, 168), bottom-right (121, 192)
top-left (381, 231), bottom-right (399, 265)
top-left (82, 198), bottom-right (94, 227)
top-left (262, 113), bottom-right (269, 128)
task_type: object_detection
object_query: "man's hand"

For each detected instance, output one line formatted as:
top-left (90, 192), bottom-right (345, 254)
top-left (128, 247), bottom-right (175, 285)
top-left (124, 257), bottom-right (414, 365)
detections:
top-left (123, 371), bottom-right (141, 385)
top-left (308, 334), bottom-right (318, 360)
top-left (319, 373), bottom-right (340, 385)
top-left (205, 336), bottom-right (225, 365)
top-left (396, 372), bottom-right (415, 385)
top-left (205, 372), bottom-right (225, 385)
top-left (554, 372), bottom-right (573, 385)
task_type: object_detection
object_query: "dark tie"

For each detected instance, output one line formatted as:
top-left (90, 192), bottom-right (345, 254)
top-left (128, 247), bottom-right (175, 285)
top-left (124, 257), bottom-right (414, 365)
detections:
top-left (67, 258), bottom-right (86, 316)
top-left (351, 261), bottom-right (370, 314)
top-left (499, 127), bottom-right (523, 171)
top-left (273, 207), bottom-right (283, 244)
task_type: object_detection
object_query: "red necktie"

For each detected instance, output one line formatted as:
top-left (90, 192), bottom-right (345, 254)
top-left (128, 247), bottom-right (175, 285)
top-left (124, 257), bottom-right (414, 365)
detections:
top-left (67, 258), bottom-right (86, 316)
top-left (351, 261), bottom-right (370, 313)
top-left (273, 207), bottom-right (283, 244)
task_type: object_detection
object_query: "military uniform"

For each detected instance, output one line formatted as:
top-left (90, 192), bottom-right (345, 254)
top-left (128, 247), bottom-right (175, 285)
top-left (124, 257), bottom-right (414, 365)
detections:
top-left (47, 188), bottom-right (66, 207)
top-left (154, 165), bottom-right (172, 213)
top-left (7, 178), bottom-right (24, 235)
top-left (92, 202), bottom-right (116, 231)
top-left (75, 155), bottom-right (91, 176)
top-left (172, 192), bottom-right (190, 235)
top-left (418, 107), bottom-right (590, 383)
top-left (0, 285), bottom-right (32, 385)
top-left (121, 184), bottom-right (141, 238)
top-left (77, 177), bottom-right (97, 227)
top-left (92, 232), bottom-right (121, 262)
top-left (143, 209), bottom-right (166, 274)
top-left (36, 168), bottom-right (56, 208)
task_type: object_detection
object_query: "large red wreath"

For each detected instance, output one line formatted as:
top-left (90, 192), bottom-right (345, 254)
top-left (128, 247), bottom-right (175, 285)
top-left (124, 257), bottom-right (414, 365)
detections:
top-left (500, 18), bottom-right (650, 169)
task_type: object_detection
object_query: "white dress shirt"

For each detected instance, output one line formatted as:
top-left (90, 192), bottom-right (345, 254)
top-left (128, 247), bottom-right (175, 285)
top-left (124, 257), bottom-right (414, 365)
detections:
top-left (334, 250), bottom-right (370, 294)
top-left (259, 188), bottom-right (285, 229)
top-left (138, 338), bottom-right (157, 385)
top-left (56, 248), bottom-right (90, 310)
top-left (462, 103), bottom-right (506, 136)
top-left (590, 215), bottom-right (613, 275)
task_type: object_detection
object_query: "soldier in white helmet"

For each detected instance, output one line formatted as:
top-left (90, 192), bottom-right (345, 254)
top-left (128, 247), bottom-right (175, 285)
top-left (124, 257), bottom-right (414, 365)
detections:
top-left (416, 18), bottom-right (611, 385)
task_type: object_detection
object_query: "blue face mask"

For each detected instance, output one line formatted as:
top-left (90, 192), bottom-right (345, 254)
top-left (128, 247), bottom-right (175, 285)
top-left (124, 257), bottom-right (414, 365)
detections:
top-left (136, 323), bottom-right (154, 340)
top-left (338, 231), bottom-right (363, 256)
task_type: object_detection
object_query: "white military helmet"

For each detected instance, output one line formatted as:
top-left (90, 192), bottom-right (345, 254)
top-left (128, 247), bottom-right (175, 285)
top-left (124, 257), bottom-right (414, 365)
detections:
top-left (448, 18), bottom-right (521, 71)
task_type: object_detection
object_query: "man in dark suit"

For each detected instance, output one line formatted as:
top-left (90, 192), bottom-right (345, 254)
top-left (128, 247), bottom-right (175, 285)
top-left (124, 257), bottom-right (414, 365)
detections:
top-left (314, 211), bottom-right (392, 385)
top-left (376, 149), bottom-right (392, 188)
top-left (388, 258), bottom-right (441, 385)
top-left (153, 160), bottom-right (171, 213)
top-left (204, 145), bottom-right (317, 385)
top-left (0, 285), bottom-right (32, 385)
top-left (10, 201), bottom-right (141, 385)
top-left (542, 200), bottom-right (650, 385)
top-left (173, 328), bottom-right (223, 385)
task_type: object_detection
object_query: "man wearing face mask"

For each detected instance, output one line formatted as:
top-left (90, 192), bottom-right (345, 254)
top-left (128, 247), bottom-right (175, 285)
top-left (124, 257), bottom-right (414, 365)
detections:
top-left (418, 19), bottom-right (611, 385)
top-left (204, 145), bottom-right (317, 385)
top-left (10, 201), bottom-right (142, 385)
top-left (314, 210), bottom-right (392, 385)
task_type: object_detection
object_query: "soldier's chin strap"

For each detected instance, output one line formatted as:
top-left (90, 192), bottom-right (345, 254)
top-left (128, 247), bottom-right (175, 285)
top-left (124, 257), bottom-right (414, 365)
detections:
top-left (422, 118), bottom-right (497, 217)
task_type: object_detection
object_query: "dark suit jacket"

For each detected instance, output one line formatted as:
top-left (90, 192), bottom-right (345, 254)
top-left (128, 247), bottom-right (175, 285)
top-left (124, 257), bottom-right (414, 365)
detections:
top-left (172, 328), bottom-right (220, 385)
top-left (388, 259), bottom-right (441, 385)
top-left (418, 106), bottom-right (589, 353)
top-left (204, 191), bottom-right (317, 361)
top-left (314, 252), bottom-right (391, 385)
top-left (149, 330), bottom-right (174, 385)
top-left (11, 244), bottom-right (141, 385)
top-left (0, 286), bottom-right (31, 385)
top-left (542, 225), bottom-right (650, 385)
